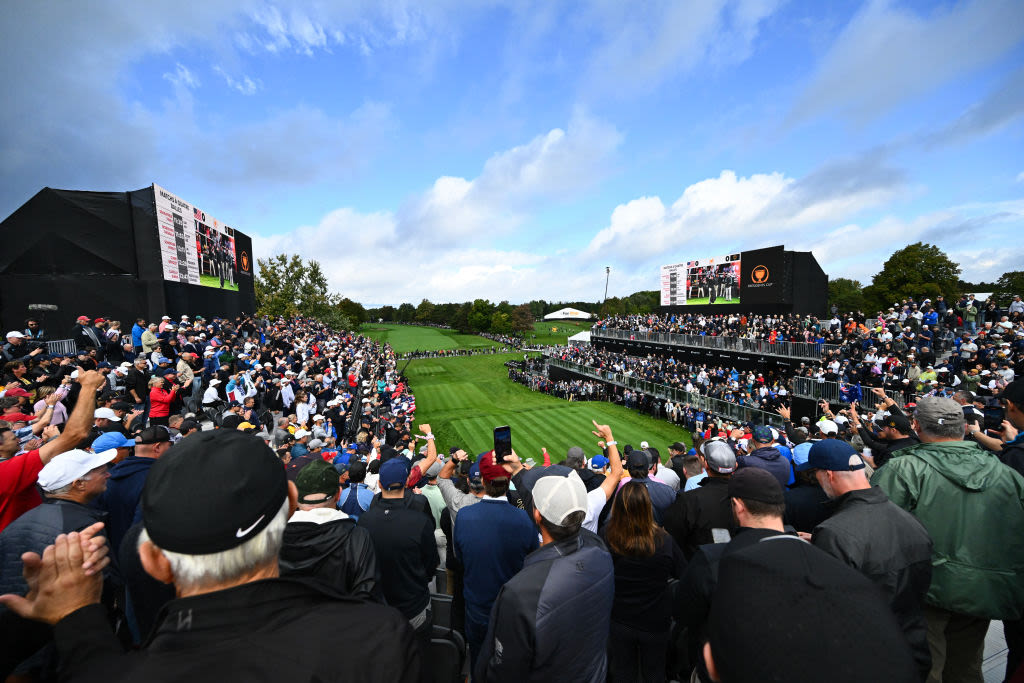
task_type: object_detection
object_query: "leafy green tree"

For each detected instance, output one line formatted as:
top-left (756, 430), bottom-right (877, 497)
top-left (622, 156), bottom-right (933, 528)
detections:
top-left (337, 298), bottom-right (367, 325)
top-left (490, 311), bottom-right (512, 334)
top-left (862, 243), bottom-right (962, 313)
top-left (989, 271), bottom-right (1024, 306)
top-left (827, 277), bottom-right (865, 314)
top-left (468, 299), bottom-right (494, 332)
top-left (256, 254), bottom-right (351, 328)
top-left (415, 299), bottom-right (435, 324)
top-left (396, 303), bottom-right (415, 322)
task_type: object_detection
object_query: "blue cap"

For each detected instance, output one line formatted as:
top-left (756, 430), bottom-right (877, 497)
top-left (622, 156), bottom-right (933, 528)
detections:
top-left (807, 439), bottom-right (864, 472)
top-left (96, 361), bottom-right (112, 369)
top-left (590, 455), bottom-right (609, 470)
top-left (687, 448), bottom-right (697, 456)
top-left (752, 425), bottom-right (774, 442)
top-left (468, 462), bottom-right (482, 482)
top-left (792, 442), bottom-right (814, 471)
top-left (157, 357), bottom-right (171, 364)
top-left (91, 431), bottom-right (135, 452)
top-left (379, 458), bottom-right (408, 489)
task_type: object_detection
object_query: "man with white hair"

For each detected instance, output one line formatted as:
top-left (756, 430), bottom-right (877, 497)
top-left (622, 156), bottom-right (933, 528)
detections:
top-left (875, 396), bottom-right (1024, 683)
top-left (0, 429), bottom-right (418, 681)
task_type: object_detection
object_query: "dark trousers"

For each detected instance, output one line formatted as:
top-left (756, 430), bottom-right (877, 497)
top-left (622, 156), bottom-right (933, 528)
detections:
top-left (608, 620), bottom-right (669, 683)
top-left (924, 605), bottom-right (989, 683)
top-left (465, 616), bottom-right (488, 677)
top-left (1005, 618), bottom-right (1024, 683)
top-left (411, 607), bottom-right (433, 683)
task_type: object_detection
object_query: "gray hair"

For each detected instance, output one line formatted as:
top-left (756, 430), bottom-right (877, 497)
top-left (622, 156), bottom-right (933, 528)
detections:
top-left (139, 498), bottom-right (289, 592)
top-left (914, 396), bottom-right (965, 440)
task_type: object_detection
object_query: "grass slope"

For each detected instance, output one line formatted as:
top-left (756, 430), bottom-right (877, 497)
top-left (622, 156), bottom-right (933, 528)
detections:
top-left (361, 324), bottom-right (500, 354)
top-left (406, 353), bottom-right (691, 464)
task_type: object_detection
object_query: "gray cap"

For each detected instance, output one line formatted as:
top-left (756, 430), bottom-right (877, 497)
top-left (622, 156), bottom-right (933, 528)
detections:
top-left (532, 470), bottom-right (588, 526)
top-left (308, 439), bottom-right (324, 449)
top-left (565, 446), bottom-right (586, 467)
top-left (701, 440), bottom-right (737, 474)
top-left (425, 460), bottom-right (443, 478)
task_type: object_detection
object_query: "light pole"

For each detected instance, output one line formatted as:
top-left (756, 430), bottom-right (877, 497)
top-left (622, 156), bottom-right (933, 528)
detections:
top-left (603, 266), bottom-right (611, 303)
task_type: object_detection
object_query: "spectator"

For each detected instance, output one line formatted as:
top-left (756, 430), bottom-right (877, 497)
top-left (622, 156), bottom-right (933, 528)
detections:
top-left (620, 449), bottom-right (674, 524)
top-left (358, 457), bottom-right (438, 679)
top-left (704, 529), bottom-right (919, 683)
top-left (0, 370), bottom-right (104, 533)
top-left (736, 424), bottom-right (792, 488)
top-left (874, 396), bottom-right (1024, 683)
top-left (476, 469), bottom-right (614, 682)
top-left (808, 439), bottom-right (933, 678)
top-left (279, 459), bottom-right (379, 601)
top-left (0, 429), bottom-right (419, 681)
top-left (336, 459), bottom-right (374, 520)
top-left (603, 480), bottom-right (686, 682)
top-left (95, 425), bottom-right (171, 555)
top-left (664, 440), bottom-right (738, 559)
top-left (454, 450), bottom-right (538, 670)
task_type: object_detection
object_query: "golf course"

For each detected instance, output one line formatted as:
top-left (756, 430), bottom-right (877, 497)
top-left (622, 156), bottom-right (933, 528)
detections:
top-left (362, 324), bottom-right (691, 462)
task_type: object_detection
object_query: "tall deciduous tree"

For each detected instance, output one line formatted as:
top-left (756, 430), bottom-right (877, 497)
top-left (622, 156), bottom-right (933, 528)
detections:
top-left (255, 254), bottom-right (352, 329)
top-left (827, 277), bottom-right (865, 314)
top-left (862, 243), bottom-right (961, 313)
top-left (989, 271), bottom-right (1024, 306)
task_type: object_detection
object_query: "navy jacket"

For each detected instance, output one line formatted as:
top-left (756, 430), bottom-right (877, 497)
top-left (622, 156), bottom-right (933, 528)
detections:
top-left (477, 530), bottom-right (614, 683)
top-left (95, 456), bottom-right (155, 555)
top-left (736, 446), bottom-right (792, 489)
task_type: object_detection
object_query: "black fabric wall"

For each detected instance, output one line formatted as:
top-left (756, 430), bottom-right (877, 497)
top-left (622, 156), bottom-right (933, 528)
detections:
top-left (0, 186), bottom-right (257, 335)
top-left (791, 251), bottom-right (828, 316)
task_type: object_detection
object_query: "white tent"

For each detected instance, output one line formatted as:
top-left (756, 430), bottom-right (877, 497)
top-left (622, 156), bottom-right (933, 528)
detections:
top-left (543, 307), bottom-right (593, 320)
top-left (568, 331), bottom-right (591, 344)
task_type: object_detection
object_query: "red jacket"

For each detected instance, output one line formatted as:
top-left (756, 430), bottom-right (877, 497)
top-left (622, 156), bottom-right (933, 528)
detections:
top-left (148, 385), bottom-right (179, 418)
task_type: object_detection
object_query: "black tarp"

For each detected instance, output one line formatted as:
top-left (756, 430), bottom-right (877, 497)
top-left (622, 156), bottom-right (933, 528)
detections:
top-left (0, 186), bottom-right (256, 336)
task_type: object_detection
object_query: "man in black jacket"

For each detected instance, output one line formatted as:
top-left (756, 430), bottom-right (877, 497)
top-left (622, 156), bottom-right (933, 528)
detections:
top-left (358, 457), bottom-right (438, 681)
top-left (279, 460), bottom-right (380, 601)
top-left (808, 439), bottom-right (933, 679)
top-left (0, 429), bottom-right (418, 683)
top-left (850, 404), bottom-right (919, 469)
top-left (663, 440), bottom-right (738, 559)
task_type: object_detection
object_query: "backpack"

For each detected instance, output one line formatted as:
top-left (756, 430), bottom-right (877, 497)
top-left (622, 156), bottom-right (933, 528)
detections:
top-left (340, 483), bottom-right (367, 517)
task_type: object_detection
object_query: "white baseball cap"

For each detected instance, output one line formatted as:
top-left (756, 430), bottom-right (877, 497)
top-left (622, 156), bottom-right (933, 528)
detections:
top-left (6, 331), bottom-right (24, 339)
top-left (532, 470), bottom-right (588, 526)
top-left (38, 449), bottom-right (117, 492)
top-left (294, 429), bottom-right (311, 439)
top-left (94, 407), bottom-right (121, 422)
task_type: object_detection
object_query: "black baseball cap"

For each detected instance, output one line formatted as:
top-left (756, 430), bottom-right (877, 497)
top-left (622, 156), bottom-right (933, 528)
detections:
top-left (728, 467), bottom-right (784, 504)
top-left (137, 425), bottom-right (171, 445)
top-left (998, 380), bottom-right (1024, 407)
top-left (142, 430), bottom-right (287, 554)
top-left (880, 413), bottom-right (912, 433)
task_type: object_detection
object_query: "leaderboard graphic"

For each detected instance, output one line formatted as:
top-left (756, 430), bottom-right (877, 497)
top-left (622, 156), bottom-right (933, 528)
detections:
top-left (154, 184), bottom-right (240, 292)
top-left (660, 253), bottom-right (741, 306)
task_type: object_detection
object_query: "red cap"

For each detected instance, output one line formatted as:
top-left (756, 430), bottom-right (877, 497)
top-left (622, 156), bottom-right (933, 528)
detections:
top-left (77, 315), bottom-right (90, 321)
top-left (477, 451), bottom-right (509, 483)
top-left (4, 386), bottom-right (30, 397)
top-left (94, 318), bottom-right (106, 324)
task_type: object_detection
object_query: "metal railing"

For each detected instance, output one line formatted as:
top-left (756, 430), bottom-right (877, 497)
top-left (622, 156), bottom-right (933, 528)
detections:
top-left (590, 328), bottom-right (840, 362)
top-left (546, 356), bottom-right (785, 427)
top-left (45, 339), bottom-right (78, 355)
top-left (792, 376), bottom-right (906, 408)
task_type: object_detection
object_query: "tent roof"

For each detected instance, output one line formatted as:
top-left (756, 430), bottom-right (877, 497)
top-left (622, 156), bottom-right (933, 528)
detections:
top-left (543, 307), bottom-right (593, 320)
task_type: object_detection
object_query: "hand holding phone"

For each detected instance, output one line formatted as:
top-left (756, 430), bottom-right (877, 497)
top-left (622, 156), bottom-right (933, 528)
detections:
top-left (493, 425), bottom-right (512, 461)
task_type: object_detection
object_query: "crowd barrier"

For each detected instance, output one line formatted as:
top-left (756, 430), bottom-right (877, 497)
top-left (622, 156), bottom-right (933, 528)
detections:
top-left (590, 328), bottom-right (840, 362)
top-left (46, 338), bottom-right (77, 355)
top-left (791, 376), bottom-right (906, 408)
top-left (545, 356), bottom-right (785, 428)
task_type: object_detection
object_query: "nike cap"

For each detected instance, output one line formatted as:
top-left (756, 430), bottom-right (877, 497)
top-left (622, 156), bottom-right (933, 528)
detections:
top-left (142, 429), bottom-right (287, 554)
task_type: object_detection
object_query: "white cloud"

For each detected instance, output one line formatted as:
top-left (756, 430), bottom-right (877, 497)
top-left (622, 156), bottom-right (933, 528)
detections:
top-left (213, 66), bottom-right (262, 95)
top-left (162, 63), bottom-right (200, 89)
top-left (1018, 172), bottom-right (1024, 183)
top-left (790, 0), bottom-right (1024, 125)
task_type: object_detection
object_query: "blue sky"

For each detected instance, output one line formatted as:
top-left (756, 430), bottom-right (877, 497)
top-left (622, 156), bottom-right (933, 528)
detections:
top-left (2, 0), bottom-right (1022, 306)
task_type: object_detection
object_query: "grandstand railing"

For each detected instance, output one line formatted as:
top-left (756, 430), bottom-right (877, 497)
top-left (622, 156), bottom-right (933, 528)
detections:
top-left (46, 339), bottom-right (78, 355)
top-left (590, 328), bottom-right (841, 362)
top-left (791, 376), bottom-right (906, 408)
top-left (546, 357), bottom-right (785, 427)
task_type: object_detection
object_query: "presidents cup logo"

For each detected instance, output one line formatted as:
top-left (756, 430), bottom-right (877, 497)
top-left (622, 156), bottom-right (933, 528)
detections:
top-left (240, 251), bottom-right (250, 272)
top-left (751, 265), bottom-right (770, 283)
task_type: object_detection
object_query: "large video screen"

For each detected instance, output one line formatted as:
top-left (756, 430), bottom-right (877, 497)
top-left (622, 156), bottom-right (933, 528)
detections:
top-left (154, 184), bottom-right (240, 292)
top-left (660, 253), bottom-right (741, 306)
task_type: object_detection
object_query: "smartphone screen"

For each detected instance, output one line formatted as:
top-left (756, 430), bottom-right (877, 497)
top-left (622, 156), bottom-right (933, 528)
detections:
top-left (494, 425), bottom-right (512, 460)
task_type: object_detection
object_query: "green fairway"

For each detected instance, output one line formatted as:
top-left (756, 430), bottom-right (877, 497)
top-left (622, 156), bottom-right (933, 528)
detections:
top-left (682, 296), bottom-right (740, 305)
top-left (525, 319), bottom-right (592, 346)
top-left (361, 324), bottom-right (501, 353)
top-left (198, 274), bottom-right (239, 291)
top-left (406, 353), bottom-right (691, 464)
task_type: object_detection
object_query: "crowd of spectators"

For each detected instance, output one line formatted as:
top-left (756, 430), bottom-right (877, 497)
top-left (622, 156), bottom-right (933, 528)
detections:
top-left (0, 300), bottom-right (1023, 683)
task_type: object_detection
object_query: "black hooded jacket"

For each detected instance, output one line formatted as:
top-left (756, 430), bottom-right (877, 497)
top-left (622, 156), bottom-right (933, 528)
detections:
top-left (279, 508), bottom-right (381, 602)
